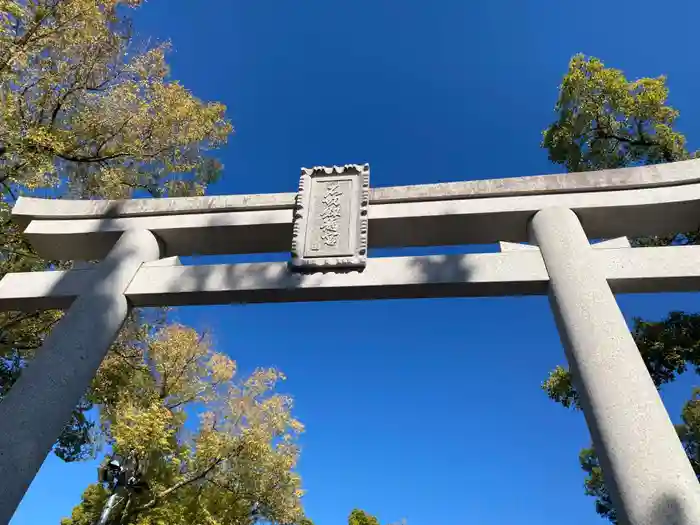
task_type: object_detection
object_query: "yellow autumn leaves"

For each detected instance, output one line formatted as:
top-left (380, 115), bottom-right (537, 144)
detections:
top-left (111, 401), bottom-right (177, 458)
top-left (0, 0), bottom-right (232, 198)
top-left (63, 322), bottom-right (307, 525)
top-left (0, 2), bottom-right (309, 522)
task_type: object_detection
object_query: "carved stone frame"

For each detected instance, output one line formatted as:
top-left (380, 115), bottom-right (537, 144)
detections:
top-left (290, 164), bottom-right (369, 271)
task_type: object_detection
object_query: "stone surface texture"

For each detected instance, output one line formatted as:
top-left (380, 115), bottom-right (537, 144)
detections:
top-left (15, 161), bottom-right (700, 261)
top-left (0, 230), bottom-right (162, 525)
top-left (529, 207), bottom-right (700, 525)
top-left (499, 237), bottom-right (631, 252)
top-left (290, 164), bottom-right (369, 270)
top-left (5, 159), bottom-right (700, 524)
top-left (12, 158), bottom-right (700, 225)
top-left (3, 246), bottom-right (700, 310)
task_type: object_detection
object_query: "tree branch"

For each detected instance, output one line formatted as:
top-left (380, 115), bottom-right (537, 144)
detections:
top-left (134, 457), bottom-right (225, 512)
top-left (0, 245), bottom-right (46, 261)
top-left (129, 442), bottom-right (245, 516)
top-left (111, 348), bottom-right (148, 372)
top-left (0, 311), bottom-right (45, 332)
top-left (95, 115), bottom-right (135, 156)
top-left (161, 348), bottom-right (203, 400)
top-left (1, 181), bottom-right (17, 201)
top-left (54, 151), bottom-right (129, 163)
top-left (594, 125), bottom-right (676, 162)
top-left (165, 390), bottom-right (205, 411)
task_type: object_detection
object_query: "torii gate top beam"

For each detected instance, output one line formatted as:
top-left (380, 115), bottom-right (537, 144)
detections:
top-left (12, 158), bottom-right (700, 260)
top-left (4, 160), bottom-right (700, 525)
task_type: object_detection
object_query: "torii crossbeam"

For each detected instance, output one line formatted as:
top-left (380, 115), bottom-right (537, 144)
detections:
top-left (3, 160), bottom-right (700, 525)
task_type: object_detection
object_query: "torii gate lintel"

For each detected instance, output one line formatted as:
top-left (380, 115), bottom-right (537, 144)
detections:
top-left (3, 160), bottom-right (700, 525)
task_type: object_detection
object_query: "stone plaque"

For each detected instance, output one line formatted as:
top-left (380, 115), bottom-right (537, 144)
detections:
top-left (290, 164), bottom-right (369, 271)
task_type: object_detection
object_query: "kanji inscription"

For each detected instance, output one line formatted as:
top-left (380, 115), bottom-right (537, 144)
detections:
top-left (319, 182), bottom-right (343, 247)
top-left (290, 164), bottom-right (369, 271)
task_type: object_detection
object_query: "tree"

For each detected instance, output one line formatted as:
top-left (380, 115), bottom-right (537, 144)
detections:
top-left (576, 387), bottom-right (700, 524)
top-left (542, 55), bottom-right (691, 174)
top-left (0, 0), bottom-right (231, 199)
top-left (541, 54), bottom-right (700, 522)
top-left (0, 0), bottom-right (231, 460)
top-left (349, 509), bottom-right (381, 525)
top-left (0, 2), bottom-right (310, 522)
top-left (61, 323), bottom-right (307, 525)
top-left (347, 508), bottom-right (406, 525)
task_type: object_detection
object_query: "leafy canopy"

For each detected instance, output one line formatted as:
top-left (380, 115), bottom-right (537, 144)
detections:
top-left (62, 323), bottom-right (307, 525)
top-left (543, 54), bottom-right (692, 173)
top-left (0, 0), bottom-right (232, 461)
top-left (0, 2), bottom-right (311, 523)
top-left (0, 0), bottom-right (231, 199)
top-left (349, 509), bottom-right (381, 525)
top-left (541, 55), bottom-right (700, 523)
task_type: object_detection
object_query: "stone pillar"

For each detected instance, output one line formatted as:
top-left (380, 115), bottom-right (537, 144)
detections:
top-left (0, 230), bottom-right (161, 524)
top-left (529, 207), bottom-right (700, 525)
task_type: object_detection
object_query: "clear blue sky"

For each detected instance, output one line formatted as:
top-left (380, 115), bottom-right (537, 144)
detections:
top-left (11, 1), bottom-right (700, 524)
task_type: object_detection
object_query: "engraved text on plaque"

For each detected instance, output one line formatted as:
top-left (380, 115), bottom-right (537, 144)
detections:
top-left (290, 164), bottom-right (369, 270)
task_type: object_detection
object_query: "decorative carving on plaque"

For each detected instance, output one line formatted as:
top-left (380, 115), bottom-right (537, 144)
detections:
top-left (290, 164), bottom-right (369, 271)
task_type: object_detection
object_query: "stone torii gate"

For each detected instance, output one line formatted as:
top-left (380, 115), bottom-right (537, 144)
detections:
top-left (2, 161), bottom-right (700, 525)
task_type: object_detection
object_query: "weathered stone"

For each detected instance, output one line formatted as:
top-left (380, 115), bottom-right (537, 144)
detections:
top-left (6, 158), bottom-right (700, 525)
top-left (12, 157), bottom-right (700, 226)
top-left (499, 237), bottom-right (631, 252)
top-left (530, 208), bottom-right (700, 525)
top-left (289, 164), bottom-right (369, 270)
top-left (16, 160), bottom-right (700, 261)
top-left (0, 230), bottom-right (162, 525)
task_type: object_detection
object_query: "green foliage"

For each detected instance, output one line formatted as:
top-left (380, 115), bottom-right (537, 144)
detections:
top-left (59, 484), bottom-right (110, 525)
top-left (576, 390), bottom-right (700, 523)
top-left (349, 509), bottom-right (381, 525)
top-left (346, 509), bottom-right (404, 525)
top-left (544, 311), bottom-right (700, 524)
top-left (542, 54), bottom-right (699, 246)
top-left (579, 448), bottom-right (616, 523)
top-left (0, 3), bottom-right (311, 522)
top-left (62, 324), bottom-right (308, 525)
top-left (631, 231), bottom-right (700, 248)
top-left (0, 0), bottom-right (232, 198)
top-left (0, 198), bottom-right (95, 459)
top-left (0, 0), bottom-right (232, 462)
top-left (0, 3), bottom-right (310, 523)
top-left (540, 365), bottom-right (578, 409)
top-left (543, 311), bottom-right (700, 409)
top-left (542, 54), bottom-right (691, 173)
top-left (678, 390), bottom-right (700, 474)
top-left (542, 55), bottom-right (700, 523)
